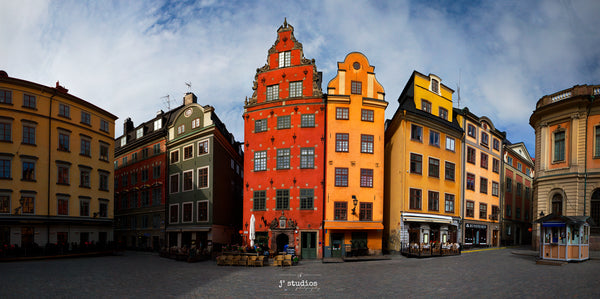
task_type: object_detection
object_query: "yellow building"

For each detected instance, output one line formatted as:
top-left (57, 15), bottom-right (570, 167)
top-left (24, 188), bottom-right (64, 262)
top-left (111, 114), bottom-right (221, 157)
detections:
top-left (455, 109), bottom-right (504, 247)
top-left (384, 71), bottom-right (463, 253)
top-left (324, 53), bottom-right (387, 257)
top-left (0, 71), bottom-right (117, 249)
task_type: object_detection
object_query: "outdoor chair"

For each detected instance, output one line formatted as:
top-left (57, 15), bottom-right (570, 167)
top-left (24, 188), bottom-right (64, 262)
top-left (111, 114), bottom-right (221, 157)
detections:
top-left (255, 256), bottom-right (264, 267)
top-left (227, 255), bottom-right (240, 266)
top-left (248, 255), bottom-right (257, 267)
top-left (274, 254), bottom-right (284, 267)
top-left (216, 255), bottom-right (227, 266)
top-left (238, 255), bottom-right (248, 266)
top-left (282, 254), bottom-right (292, 267)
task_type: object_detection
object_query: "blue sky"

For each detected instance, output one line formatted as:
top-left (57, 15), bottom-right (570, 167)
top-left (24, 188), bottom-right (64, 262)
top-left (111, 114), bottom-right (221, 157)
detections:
top-left (2, 0), bottom-right (599, 156)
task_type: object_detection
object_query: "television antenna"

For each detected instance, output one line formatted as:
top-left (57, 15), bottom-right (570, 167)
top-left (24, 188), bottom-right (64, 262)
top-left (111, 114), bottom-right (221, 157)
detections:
top-left (456, 69), bottom-right (461, 108)
top-left (185, 81), bottom-right (192, 92)
top-left (161, 94), bottom-right (173, 111)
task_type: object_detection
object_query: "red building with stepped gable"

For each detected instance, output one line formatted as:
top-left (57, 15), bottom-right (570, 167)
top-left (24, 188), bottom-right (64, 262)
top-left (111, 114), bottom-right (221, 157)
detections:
top-left (242, 20), bottom-right (325, 259)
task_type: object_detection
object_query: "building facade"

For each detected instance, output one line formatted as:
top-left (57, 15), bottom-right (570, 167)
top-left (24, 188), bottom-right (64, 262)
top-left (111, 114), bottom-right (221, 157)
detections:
top-left (501, 142), bottom-right (534, 246)
top-left (529, 84), bottom-right (600, 250)
top-left (243, 21), bottom-right (325, 259)
top-left (384, 71), bottom-right (463, 253)
top-left (167, 93), bottom-right (243, 252)
top-left (324, 52), bottom-right (387, 257)
top-left (0, 71), bottom-right (117, 248)
top-left (456, 109), bottom-right (504, 247)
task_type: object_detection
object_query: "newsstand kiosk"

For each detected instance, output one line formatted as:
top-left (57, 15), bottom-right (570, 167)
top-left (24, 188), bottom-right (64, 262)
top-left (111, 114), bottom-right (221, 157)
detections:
top-left (535, 213), bottom-right (592, 262)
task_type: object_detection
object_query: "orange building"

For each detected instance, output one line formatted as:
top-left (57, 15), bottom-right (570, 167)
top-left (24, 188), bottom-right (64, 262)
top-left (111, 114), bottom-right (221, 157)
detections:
top-left (324, 53), bottom-right (387, 257)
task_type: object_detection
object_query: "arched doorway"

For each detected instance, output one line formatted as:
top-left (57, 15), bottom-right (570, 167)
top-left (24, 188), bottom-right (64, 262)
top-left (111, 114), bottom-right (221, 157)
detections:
top-left (276, 233), bottom-right (289, 253)
top-left (552, 193), bottom-right (563, 215)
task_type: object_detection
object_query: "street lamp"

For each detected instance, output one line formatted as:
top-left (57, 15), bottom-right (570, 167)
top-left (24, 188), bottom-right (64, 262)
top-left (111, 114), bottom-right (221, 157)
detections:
top-left (351, 195), bottom-right (358, 215)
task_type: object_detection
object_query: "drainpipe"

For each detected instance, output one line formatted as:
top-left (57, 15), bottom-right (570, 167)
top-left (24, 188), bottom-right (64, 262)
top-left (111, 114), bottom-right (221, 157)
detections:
top-left (321, 95), bottom-right (327, 259)
top-left (48, 90), bottom-right (56, 245)
top-left (584, 95), bottom-right (594, 216)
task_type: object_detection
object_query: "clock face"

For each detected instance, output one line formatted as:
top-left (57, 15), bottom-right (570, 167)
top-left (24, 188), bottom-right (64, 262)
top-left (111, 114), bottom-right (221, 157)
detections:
top-left (184, 108), bottom-right (192, 117)
top-left (353, 62), bottom-right (360, 70)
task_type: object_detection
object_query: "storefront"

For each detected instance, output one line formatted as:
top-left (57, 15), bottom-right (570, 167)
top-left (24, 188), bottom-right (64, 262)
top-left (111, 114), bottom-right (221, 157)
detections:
top-left (535, 213), bottom-right (591, 262)
top-left (400, 212), bottom-right (461, 257)
top-left (464, 223), bottom-right (488, 246)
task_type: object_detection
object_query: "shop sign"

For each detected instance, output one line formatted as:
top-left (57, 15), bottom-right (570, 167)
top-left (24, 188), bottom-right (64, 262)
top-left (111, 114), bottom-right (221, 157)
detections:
top-left (465, 223), bottom-right (487, 230)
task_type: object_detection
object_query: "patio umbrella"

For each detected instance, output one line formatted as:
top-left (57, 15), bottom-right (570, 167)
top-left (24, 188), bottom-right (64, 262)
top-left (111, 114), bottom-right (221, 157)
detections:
top-left (249, 214), bottom-right (255, 247)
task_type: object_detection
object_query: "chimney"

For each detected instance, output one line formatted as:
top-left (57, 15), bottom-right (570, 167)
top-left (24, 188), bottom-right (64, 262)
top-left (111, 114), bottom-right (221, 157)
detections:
top-left (124, 118), bottom-right (134, 133)
top-left (183, 92), bottom-right (197, 105)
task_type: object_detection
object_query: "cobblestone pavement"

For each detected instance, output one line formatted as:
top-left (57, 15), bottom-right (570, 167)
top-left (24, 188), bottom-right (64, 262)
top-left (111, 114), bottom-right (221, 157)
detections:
top-left (2, 248), bottom-right (599, 298)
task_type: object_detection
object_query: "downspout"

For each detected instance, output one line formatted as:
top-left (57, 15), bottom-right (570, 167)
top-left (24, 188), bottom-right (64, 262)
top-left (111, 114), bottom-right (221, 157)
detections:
top-left (48, 90), bottom-right (56, 245)
top-left (584, 95), bottom-right (594, 216)
top-left (321, 94), bottom-right (327, 259)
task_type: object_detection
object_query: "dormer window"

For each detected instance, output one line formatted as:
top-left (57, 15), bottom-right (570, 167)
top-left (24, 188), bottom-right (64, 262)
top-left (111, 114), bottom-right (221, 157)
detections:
top-left (136, 128), bottom-right (143, 139)
top-left (439, 107), bottom-right (448, 120)
top-left (154, 119), bottom-right (162, 130)
top-left (120, 137), bottom-right (126, 147)
top-left (430, 77), bottom-right (440, 94)
top-left (421, 100), bottom-right (432, 113)
top-left (278, 51), bottom-right (291, 68)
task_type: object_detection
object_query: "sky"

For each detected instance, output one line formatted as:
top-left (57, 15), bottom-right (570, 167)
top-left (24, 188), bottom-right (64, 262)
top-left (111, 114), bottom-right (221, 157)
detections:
top-left (2, 0), bottom-right (599, 157)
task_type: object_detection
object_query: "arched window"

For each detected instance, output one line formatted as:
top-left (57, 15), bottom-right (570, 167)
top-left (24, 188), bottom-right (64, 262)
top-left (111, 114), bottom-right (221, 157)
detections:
top-left (552, 193), bottom-right (563, 216)
top-left (591, 189), bottom-right (600, 228)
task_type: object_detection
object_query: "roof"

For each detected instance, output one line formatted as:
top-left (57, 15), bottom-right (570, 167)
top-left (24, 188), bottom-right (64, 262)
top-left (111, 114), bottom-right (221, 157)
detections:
top-left (534, 213), bottom-right (595, 226)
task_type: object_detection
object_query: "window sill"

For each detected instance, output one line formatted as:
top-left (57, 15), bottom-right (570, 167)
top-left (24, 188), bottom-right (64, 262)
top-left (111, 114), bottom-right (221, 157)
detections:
top-left (0, 102), bottom-right (14, 106)
top-left (58, 149), bottom-right (70, 153)
top-left (58, 115), bottom-right (71, 120)
top-left (80, 122), bottom-right (92, 127)
top-left (99, 188), bottom-right (109, 192)
top-left (21, 179), bottom-right (37, 182)
top-left (22, 106), bottom-right (38, 110)
top-left (0, 177), bottom-right (13, 180)
top-left (80, 154), bottom-right (91, 158)
top-left (0, 140), bottom-right (13, 143)
top-left (57, 183), bottom-right (70, 186)
top-left (21, 143), bottom-right (37, 146)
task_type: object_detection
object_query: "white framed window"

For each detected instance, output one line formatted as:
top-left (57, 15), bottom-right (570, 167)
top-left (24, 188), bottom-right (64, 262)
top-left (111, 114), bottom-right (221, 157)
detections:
top-left (191, 118), bottom-right (200, 129)
top-left (170, 149), bottom-right (180, 163)
top-left (169, 204), bottom-right (179, 224)
top-left (177, 124), bottom-right (185, 135)
top-left (154, 118), bottom-right (162, 131)
top-left (266, 84), bottom-right (279, 101)
top-left (197, 167), bottom-right (209, 189)
top-left (136, 128), bottom-right (143, 139)
top-left (197, 200), bottom-right (209, 222)
top-left (430, 76), bottom-right (440, 94)
top-left (182, 170), bottom-right (193, 192)
top-left (120, 137), bottom-right (126, 147)
top-left (289, 81), bottom-right (302, 97)
top-left (278, 51), bottom-right (291, 68)
top-left (445, 136), bottom-right (455, 152)
top-left (182, 202), bottom-right (193, 223)
top-left (198, 139), bottom-right (209, 155)
top-left (183, 145), bottom-right (193, 160)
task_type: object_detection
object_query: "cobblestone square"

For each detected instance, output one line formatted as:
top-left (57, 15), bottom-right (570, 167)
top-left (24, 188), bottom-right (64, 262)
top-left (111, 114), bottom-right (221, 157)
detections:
top-left (2, 248), bottom-right (599, 298)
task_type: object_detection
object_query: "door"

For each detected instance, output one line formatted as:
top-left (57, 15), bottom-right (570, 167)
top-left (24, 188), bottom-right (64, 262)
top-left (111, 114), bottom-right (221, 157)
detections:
top-left (493, 230), bottom-right (499, 247)
top-left (475, 230), bottom-right (480, 245)
top-left (331, 233), bottom-right (344, 258)
top-left (301, 232), bottom-right (317, 259)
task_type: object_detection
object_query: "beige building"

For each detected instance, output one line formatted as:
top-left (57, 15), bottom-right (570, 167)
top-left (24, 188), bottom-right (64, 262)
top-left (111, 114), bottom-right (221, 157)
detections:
top-left (529, 84), bottom-right (600, 250)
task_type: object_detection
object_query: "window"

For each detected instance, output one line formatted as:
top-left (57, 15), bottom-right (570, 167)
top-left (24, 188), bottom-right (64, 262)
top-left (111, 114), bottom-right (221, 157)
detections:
top-left (57, 197), bottom-right (68, 215)
top-left (120, 137), bottom-right (126, 147)
top-left (170, 150), bottom-right (179, 163)
top-left (516, 182), bottom-right (522, 197)
top-left (445, 194), bottom-right (455, 213)
top-left (300, 189), bottom-right (314, 210)
top-left (516, 207), bottom-right (521, 219)
top-left (554, 131), bottom-right (565, 161)
top-left (153, 165), bottom-right (161, 179)
top-left (170, 173), bottom-right (179, 193)
top-left (182, 202), bottom-right (193, 223)
top-left (141, 191), bottom-right (149, 207)
top-left (361, 109), bottom-right (374, 122)
top-left (100, 119), bottom-right (109, 133)
top-left (130, 172), bottom-right (137, 185)
top-left (467, 124), bottom-right (476, 138)
top-left (525, 187), bottom-right (531, 200)
top-left (480, 177), bottom-right (488, 194)
top-left (154, 143), bottom-right (161, 154)
top-left (99, 142), bottom-right (109, 161)
top-left (197, 201), bottom-right (208, 222)
top-left (431, 78), bottom-right (439, 93)
top-left (182, 170), bottom-right (193, 191)
top-left (359, 202), bottom-right (372, 221)
top-left (277, 115), bottom-right (291, 129)
top-left (59, 133), bottom-right (70, 151)
top-left (183, 145), bottom-right (193, 160)
top-left (445, 162), bottom-right (455, 181)
top-left (0, 89), bottom-right (12, 104)
top-left (0, 194), bottom-right (10, 213)
top-left (255, 119), bottom-right (267, 133)
top-left (198, 167), bottom-right (208, 189)
top-left (492, 206), bottom-right (500, 220)
top-left (266, 84), bottom-right (279, 101)
top-left (439, 107), bottom-right (448, 120)
top-left (169, 204), bottom-right (178, 223)
top-left (141, 148), bottom-right (149, 159)
top-left (289, 81), bottom-right (302, 97)
top-left (253, 190), bottom-right (266, 210)
top-left (153, 119), bottom-right (162, 131)
top-left (80, 138), bottom-right (91, 156)
top-left (492, 158), bottom-right (500, 173)
top-left (81, 111), bottom-right (91, 125)
top-left (481, 132), bottom-right (489, 147)
top-left (493, 138), bottom-right (500, 151)
top-left (22, 161), bottom-right (35, 181)
top-left (132, 153), bottom-right (138, 162)
top-left (301, 114), bottom-right (315, 127)
top-left (58, 164), bottom-right (69, 185)
top-left (23, 94), bottom-right (36, 109)
top-left (334, 202), bottom-right (347, 220)
top-left (467, 147), bottom-right (476, 164)
top-left (360, 168), bottom-right (373, 188)
top-left (492, 181), bottom-right (499, 197)
top-left (121, 175), bottom-right (127, 187)
top-left (191, 118), bottom-right (200, 129)
top-left (22, 196), bottom-right (34, 214)
top-left (410, 124), bottom-right (422, 142)
top-left (421, 100), bottom-right (432, 113)
top-left (278, 51), bottom-right (291, 68)
top-left (429, 131), bottom-right (440, 147)
top-left (136, 127), bottom-right (144, 139)
top-left (0, 121), bottom-right (11, 142)
top-left (300, 147), bottom-right (314, 168)
top-left (507, 155), bottom-right (513, 166)
top-left (506, 177), bottom-right (512, 193)
top-left (22, 124), bottom-right (35, 145)
top-left (517, 162), bottom-right (522, 171)
top-left (59, 103), bottom-right (70, 118)
top-left (0, 159), bottom-right (10, 179)
top-left (466, 173), bottom-right (475, 191)
top-left (351, 81), bottom-right (362, 94)
top-left (429, 158), bottom-right (440, 178)
top-left (276, 148), bottom-right (290, 169)
top-left (506, 204), bottom-right (512, 217)
top-left (445, 137), bottom-right (455, 151)
top-left (335, 133), bottom-right (349, 152)
top-left (410, 188), bottom-right (422, 210)
top-left (197, 140), bottom-right (209, 155)
top-left (466, 200), bottom-right (474, 218)
top-left (254, 151), bottom-right (267, 171)
top-left (428, 191), bottom-right (439, 211)
top-left (177, 124), bottom-right (185, 135)
top-left (335, 168), bottom-right (348, 187)
top-left (99, 171), bottom-right (109, 191)
top-left (590, 190), bottom-right (600, 228)
top-left (410, 153), bottom-right (422, 174)
top-left (336, 107), bottom-right (349, 120)
top-left (361, 134), bottom-right (374, 153)
top-left (152, 188), bottom-right (161, 206)
top-left (276, 189), bottom-right (289, 210)
top-left (480, 152), bottom-right (488, 169)
top-left (480, 203), bottom-right (488, 219)
top-left (80, 198), bottom-right (90, 216)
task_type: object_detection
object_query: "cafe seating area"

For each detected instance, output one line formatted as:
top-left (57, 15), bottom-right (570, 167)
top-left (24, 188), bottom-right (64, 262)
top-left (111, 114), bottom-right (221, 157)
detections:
top-left (401, 242), bottom-right (461, 257)
top-left (216, 252), bottom-right (296, 267)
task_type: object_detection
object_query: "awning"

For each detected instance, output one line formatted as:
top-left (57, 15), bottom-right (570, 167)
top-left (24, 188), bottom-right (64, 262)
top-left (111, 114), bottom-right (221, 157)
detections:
top-left (403, 216), bottom-right (454, 224)
top-left (324, 221), bottom-right (384, 230)
top-left (542, 222), bottom-right (566, 227)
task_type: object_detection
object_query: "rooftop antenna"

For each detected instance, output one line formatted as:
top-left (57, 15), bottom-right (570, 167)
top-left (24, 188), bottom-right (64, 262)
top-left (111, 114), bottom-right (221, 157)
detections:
top-left (161, 94), bottom-right (172, 111)
top-left (456, 69), bottom-right (461, 108)
top-left (185, 81), bottom-right (192, 92)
